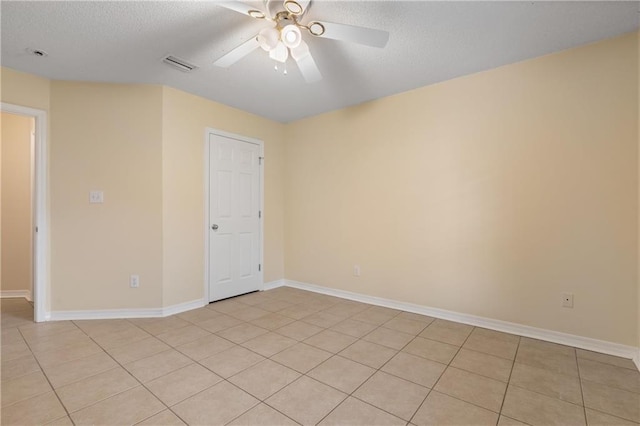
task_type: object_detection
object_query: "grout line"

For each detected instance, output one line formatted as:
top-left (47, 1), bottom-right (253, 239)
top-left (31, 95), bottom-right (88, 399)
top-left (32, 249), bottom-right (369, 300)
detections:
top-left (497, 334), bottom-right (520, 424)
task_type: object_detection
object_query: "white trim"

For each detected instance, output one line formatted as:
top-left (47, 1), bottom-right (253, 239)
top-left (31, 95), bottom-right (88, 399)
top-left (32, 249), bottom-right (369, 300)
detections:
top-left (48, 298), bottom-right (206, 321)
top-left (1, 103), bottom-right (48, 323)
top-left (283, 279), bottom-right (639, 363)
top-left (0, 290), bottom-right (32, 301)
top-left (203, 128), bottom-right (264, 304)
top-left (263, 279), bottom-right (285, 291)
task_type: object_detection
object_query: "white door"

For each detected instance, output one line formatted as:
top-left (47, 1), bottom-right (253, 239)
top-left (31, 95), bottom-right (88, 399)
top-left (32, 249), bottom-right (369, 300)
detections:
top-left (208, 132), bottom-right (262, 302)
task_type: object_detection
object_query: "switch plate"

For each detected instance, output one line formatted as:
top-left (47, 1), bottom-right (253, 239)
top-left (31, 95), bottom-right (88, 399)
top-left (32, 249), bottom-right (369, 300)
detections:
top-left (561, 292), bottom-right (574, 308)
top-left (89, 190), bottom-right (104, 203)
top-left (130, 275), bottom-right (140, 288)
top-left (353, 265), bottom-right (361, 277)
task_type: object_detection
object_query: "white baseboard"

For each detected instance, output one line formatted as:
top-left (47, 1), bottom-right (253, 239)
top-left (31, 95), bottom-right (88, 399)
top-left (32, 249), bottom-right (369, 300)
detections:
top-left (263, 279), bottom-right (285, 291)
top-left (48, 298), bottom-right (206, 321)
top-left (0, 290), bottom-right (32, 301)
top-left (281, 279), bottom-right (639, 364)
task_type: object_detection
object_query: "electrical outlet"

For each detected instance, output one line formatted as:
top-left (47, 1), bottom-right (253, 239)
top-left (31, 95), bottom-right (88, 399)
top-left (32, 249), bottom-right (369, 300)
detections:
top-left (130, 275), bottom-right (140, 288)
top-left (89, 190), bottom-right (104, 203)
top-left (561, 292), bottom-right (573, 308)
top-left (353, 265), bottom-right (360, 277)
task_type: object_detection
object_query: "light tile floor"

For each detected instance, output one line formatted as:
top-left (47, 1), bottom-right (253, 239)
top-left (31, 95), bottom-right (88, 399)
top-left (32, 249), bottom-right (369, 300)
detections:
top-left (1, 288), bottom-right (639, 426)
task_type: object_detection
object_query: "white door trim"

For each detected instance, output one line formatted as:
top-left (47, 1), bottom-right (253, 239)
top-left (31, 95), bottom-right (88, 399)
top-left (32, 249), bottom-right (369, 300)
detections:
top-left (203, 128), bottom-right (264, 303)
top-left (1, 102), bottom-right (49, 322)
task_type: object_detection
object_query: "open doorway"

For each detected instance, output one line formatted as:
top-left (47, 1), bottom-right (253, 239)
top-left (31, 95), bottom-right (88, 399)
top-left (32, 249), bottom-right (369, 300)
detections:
top-left (1, 103), bottom-right (48, 322)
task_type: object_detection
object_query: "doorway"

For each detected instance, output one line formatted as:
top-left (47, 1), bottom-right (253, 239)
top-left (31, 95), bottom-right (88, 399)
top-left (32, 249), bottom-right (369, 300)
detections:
top-left (205, 129), bottom-right (263, 302)
top-left (0, 103), bottom-right (48, 322)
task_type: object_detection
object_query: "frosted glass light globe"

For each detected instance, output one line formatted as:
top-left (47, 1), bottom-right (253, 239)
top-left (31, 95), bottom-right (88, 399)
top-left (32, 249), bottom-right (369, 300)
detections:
top-left (257, 27), bottom-right (279, 51)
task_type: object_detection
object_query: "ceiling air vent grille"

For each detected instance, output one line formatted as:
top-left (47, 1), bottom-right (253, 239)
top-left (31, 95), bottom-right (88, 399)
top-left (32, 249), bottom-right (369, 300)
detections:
top-left (162, 55), bottom-right (198, 72)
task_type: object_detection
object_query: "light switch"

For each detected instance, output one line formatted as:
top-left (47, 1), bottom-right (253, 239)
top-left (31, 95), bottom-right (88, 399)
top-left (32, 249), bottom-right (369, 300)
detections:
top-left (89, 190), bottom-right (104, 203)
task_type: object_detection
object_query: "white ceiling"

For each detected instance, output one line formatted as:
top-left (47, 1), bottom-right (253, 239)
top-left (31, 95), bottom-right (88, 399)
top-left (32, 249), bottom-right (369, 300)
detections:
top-left (2, 1), bottom-right (638, 123)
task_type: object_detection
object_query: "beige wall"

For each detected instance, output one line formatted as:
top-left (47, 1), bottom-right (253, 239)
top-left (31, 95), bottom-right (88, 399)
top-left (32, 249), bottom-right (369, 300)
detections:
top-left (1, 67), bottom-right (50, 112)
top-left (50, 82), bottom-right (164, 310)
top-left (161, 87), bottom-right (285, 307)
top-left (285, 32), bottom-right (639, 346)
top-left (1, 112), bottom-right (34, 294)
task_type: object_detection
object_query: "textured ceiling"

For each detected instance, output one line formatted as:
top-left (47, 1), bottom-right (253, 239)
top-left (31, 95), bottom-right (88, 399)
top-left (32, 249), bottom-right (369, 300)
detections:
top-left (1, 1), bottom-right (638, 122)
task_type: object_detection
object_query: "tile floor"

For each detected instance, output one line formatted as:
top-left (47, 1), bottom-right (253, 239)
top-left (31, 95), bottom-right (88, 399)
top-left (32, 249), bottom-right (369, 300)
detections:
top-left (1, 287), bottom-right (639, 426)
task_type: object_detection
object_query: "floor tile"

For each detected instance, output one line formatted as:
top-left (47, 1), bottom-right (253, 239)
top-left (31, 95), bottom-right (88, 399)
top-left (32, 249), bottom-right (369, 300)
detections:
top-left (146, 363), bottom-right (222, 406)
top-left (382, 351), bottom-right (446, 388)
top-left (502, 385), bottom-right (586, 425)
top-left (70, 386), bottom-right (165, 425)
top-left (172, 380), bottom-right (259, 425)
top-left (1, 340), bottom-right (32, 362)
top-left (277, 304), bottom-right (321, 320)
top-left (577, 350), bottom-right (638, 371)
top-left (216, 323), bottom-right (269, 344)
top-left (250, 313), bottom-right (295, 330)
top-left (450, 348), bottom-right (513, 382)
top-left (254, 299), bottom-right (294, 313)
top-left (319, 396), bottom-right (406, 426)
top-left (229, 359), bottom-right (301, 400)
top-left (510, 362), bottom-right (583, 405)
top-left (463, 329), bottom-right (519, 360)
top-left (302, 311), bottom-right (346, 328)
top-left (322, 301), bottom-right (370, 318)
top-left (124, 349), bottom-right (192, 383)
top-left (516, 343), bottom-right (579, 377)
top-left (354, 371), bottom-right (430, 421)
top-left (497, 415), bottom-right (529, 426)
top-left (308, 355), bottom-right (375, 393)
top-left (136, 410), bottom-right (186, 425)
top-left (434, 367), bottom-right (507, 412)
top-left (1, 353), bottom-right (41, 381)
top-left (266, 376), bottom-right (347, 426)
top-left (330, 318), bottom-right (378, 338)
top-left (43, 352), bottom-right (118, 388)
top-left (305, 329), bottom-right (358, 353)
top-left (585, 408), bottom-right (639, 426)
top-left (383, 316), bottom-right (430, 335)
top-left (351, 307), bottom-right (399, 325)
top-left (228, 403), bottom-right (298, 426)
top-left (419, 320), bottom-right (473, 346)
top-left (73, 319), bottom-right (136, 337)
top-left (1, 370), bottom-right (52, 407)
top-left (207, 299), bottom-right (248, 315)
top-left (271, 342), bottom-right (333, 373)
top-left (34, 339), bottom-right (104, 368)
top-left (339, 339), bottom-right (397, 369)
top-left (229, 306), bottom-right (271, 322)
top-left (0, 391), bottom-right (67, 426)
top-left (197, 314), bottom-right (243, 333)
top-left (396, 311), bottom-right (436, 324)
top-left (27, 329), bottom-right (90, 353)
top-left (199, 345), bottom-right (265, 378)
top-left (133, 316), bottom-right (191, 336)
top-left (176, 306), bottom-right (221, 324)
top-left (519, 337), bottom-right (576, 357)
top-left (156, 325), bottom-right (210, 347)
top-left (582, 380), bottom-right (640, 423)
top-left (403, 336), bottom-right (459, 364)
top-left (241, 332), bottom-right (297, 357)
top-left (412, 391), bottom-right (499, 426)
top-left (362, 326), bottom-right (414, 350)
top-left (578, 358), bottom-right (640, 394)
top-left (56, 367), bottom-right (138, 412)
top-left (275, 320), bottom-right (324, 340)
top-left (175, 334), bottom-right (235, 361)
top-left (20, 321), bottom-right (78, 341)
top-left (44, 415), bottom-right (75, 426)
top-left (106, 336), bottom-right (170, 364)
top-left (91, 326), bottom-right (151, 350)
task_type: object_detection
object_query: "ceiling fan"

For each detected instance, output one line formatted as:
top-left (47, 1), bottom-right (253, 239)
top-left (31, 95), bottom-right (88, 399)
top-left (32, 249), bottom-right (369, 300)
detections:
top-left (213, 0), bottom-right (390, 83)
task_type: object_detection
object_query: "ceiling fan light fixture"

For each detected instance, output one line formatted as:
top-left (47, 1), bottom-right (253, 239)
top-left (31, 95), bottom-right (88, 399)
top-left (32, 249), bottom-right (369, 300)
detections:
top-left (281, 25), bottom-right (302, 49)
top-left (284, 0), bottom-right (303, 15)
top-left (308, 21), bottom-right (325, 36)
top-left (257, 27), bottom-right (280, 51)
top-left (269, 41), bottom-right (289, 63)
top-left (247, 9), bottom-right (265, 19)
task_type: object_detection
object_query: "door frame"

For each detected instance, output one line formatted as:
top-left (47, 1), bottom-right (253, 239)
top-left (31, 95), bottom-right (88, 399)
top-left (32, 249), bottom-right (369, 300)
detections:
top-left (1, 102), bottom-right (49, 322)
top-left (203, 128), bottom-right (264, 303)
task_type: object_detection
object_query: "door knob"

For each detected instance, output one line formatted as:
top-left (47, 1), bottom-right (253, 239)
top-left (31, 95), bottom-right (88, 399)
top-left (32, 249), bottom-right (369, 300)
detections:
top-left (211, 224), bottom-right (219, 231)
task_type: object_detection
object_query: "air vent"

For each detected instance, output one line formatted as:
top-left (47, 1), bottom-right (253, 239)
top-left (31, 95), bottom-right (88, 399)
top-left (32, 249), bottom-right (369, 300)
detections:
top-left (162, 55), bottom-right (198, 73)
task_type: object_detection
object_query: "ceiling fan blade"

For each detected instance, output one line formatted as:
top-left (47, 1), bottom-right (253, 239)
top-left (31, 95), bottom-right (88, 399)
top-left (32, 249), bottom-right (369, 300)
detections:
top-left (217, 2), bottom-right (267, 19)
top-left (307, 21), bottom-right (389, 48)
top-left (291, 40), bottom-right (322, 83)
top-left (214, 36), bottom-right (260, 68)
